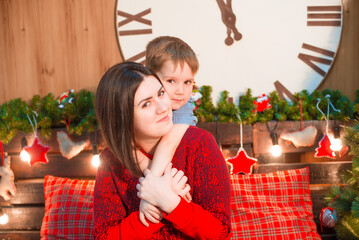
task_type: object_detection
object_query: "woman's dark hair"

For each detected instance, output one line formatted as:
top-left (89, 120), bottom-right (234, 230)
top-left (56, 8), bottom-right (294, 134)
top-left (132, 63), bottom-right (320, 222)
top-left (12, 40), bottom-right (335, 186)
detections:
top-left (95, 62), bottom-right (161, 177)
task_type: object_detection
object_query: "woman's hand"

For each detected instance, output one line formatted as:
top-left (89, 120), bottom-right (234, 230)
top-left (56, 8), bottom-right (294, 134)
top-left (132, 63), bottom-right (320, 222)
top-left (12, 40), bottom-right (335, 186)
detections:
top-left (139, 199), bottom-right (163, 227)
top-left (137, 163), bottom-right (180, 214)
top-left (170, 168), bottom-right (192, 202)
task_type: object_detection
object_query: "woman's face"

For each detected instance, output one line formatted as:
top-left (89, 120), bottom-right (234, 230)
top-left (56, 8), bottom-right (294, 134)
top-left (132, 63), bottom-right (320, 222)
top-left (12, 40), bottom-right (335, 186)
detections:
top-left (133, 75), bottom-right (173, 141)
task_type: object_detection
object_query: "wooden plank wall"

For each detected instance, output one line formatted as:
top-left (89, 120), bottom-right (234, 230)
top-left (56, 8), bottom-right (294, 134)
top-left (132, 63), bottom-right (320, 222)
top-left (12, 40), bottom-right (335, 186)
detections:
top-left (0, 0), bottom-right (359, 104)
top-left (0, 121), bottom-right (352, 239)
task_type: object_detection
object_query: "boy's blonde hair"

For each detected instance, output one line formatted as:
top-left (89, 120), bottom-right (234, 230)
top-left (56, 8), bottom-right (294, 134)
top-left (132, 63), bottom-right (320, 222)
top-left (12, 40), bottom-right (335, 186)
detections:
top-left (146, 36), bottom-right (199, 75)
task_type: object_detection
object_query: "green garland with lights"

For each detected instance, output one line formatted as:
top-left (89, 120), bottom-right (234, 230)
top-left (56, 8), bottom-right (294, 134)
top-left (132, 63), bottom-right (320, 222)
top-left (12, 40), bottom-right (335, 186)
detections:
top-left (0, 87), bottom-right (358, 144)
top-left (195, 86), bottom-right (359, 123)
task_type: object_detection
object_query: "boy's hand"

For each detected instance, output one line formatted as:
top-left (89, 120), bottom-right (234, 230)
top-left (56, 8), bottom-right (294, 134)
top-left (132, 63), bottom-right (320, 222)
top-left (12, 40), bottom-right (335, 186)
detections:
top-left (171, 168), bottom-right (192, 202)
top-left (139, 199), bottom-right (163, 227)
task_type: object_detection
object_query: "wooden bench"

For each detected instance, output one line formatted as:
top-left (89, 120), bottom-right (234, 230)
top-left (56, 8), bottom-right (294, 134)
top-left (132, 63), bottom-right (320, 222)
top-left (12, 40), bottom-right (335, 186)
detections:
top-left (0, 120), bottom-right (351, 239)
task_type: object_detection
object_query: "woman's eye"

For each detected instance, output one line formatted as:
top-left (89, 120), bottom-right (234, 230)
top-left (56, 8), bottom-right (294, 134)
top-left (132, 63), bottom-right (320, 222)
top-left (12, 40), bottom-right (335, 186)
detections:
top-left (158, 90), bottom-right (165, 96)
top-left (142, 101), bottom-right (150, 108)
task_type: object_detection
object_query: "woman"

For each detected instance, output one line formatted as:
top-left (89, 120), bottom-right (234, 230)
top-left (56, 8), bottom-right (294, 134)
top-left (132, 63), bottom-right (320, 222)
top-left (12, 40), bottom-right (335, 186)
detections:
top-left (93, 62), bottom-right (231, 239)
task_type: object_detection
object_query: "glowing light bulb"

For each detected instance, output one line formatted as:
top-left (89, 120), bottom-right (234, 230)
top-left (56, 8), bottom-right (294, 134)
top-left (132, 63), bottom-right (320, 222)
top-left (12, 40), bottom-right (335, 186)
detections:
top-left (91, 154), bottom-right (100, 168)
top-left (330, 138), bottom-right (343, 152)
top-left (0, 212), bottom-right (8, 225)
top-left (271, 144), bottom-right (282, 157)
top-left (20, 149), bottom-right (30, 163)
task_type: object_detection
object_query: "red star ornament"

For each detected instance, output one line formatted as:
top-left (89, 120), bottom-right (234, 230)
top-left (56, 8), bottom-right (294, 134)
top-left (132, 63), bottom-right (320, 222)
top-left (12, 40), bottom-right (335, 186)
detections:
top-left (226, 148), bottom-right (257, 174)
top-left (314, 135), bottom-right (335, 159)
top-left (24, 137), bottom-right (50, 166)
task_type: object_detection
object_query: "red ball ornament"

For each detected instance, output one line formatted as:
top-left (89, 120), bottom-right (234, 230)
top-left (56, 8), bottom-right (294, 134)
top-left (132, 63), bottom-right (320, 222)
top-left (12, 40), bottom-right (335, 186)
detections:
top-left (24, 137), bottom-right (50, 166)
top-left (226, 148), bottom-right (257, 174)
top-left (315, 134), bottom-right (336, 159)
top-left (320, 207), bottom-right (338, 231)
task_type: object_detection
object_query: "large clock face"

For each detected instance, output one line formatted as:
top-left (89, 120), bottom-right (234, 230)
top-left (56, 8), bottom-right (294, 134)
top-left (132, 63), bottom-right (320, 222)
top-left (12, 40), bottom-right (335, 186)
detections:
top-left (115, 0), bottom-right (342, 101)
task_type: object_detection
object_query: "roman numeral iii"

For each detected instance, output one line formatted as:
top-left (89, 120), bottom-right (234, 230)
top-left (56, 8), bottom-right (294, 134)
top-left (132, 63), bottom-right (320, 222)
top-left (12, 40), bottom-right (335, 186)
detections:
top-left (307, 6), bottom-right (341, 27)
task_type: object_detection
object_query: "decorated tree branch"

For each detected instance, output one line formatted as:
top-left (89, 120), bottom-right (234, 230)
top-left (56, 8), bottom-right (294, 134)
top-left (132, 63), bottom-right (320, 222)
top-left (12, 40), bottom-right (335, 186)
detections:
top-left (324, 122), bottom-right (359, 239)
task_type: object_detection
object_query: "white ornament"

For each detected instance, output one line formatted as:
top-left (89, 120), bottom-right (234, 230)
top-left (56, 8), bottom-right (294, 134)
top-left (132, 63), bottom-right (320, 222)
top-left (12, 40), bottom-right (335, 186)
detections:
top-left (280, 126), bottom-right (317, 148)
top-left (57, 131), bottom-right (89, 159)
top-left (0, 157), bottom-right (16, 201)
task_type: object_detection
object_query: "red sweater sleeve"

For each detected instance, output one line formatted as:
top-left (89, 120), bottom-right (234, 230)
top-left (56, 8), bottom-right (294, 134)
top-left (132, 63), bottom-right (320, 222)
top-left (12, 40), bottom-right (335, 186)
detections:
top-left (164, 197), bottom-right (231, 239)
top-left (93, 149), bottom-right (163, 240)
top-left (164, 127), bottom-right (232, 239)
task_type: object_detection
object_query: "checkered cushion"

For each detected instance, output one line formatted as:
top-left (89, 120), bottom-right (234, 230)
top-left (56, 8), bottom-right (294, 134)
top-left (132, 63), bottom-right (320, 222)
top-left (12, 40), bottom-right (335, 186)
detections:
top-left (230, 167), bottom-right (321, 240)
top-left (41, 175), bottom-right (95, 240)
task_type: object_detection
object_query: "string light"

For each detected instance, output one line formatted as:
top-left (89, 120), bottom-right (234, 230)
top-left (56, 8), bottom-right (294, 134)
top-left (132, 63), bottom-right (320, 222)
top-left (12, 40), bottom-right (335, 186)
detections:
top-left (20, 137), bottom-right (30, 163)
top-left (270, 132), bottom-right (282, 157)
top-left (266, 121), bottom-right (282, 157)
top-left (0, 208), bottom-right (9, 225)
top-left (91, 143), bottom-right (100, 168)
top-left (330, 126), bottom-right (342, 152)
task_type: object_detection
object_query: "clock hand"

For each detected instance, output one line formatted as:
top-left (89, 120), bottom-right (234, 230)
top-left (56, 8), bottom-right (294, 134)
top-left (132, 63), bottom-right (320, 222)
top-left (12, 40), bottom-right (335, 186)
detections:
top-left (216, 0), bottom-right (242, 46)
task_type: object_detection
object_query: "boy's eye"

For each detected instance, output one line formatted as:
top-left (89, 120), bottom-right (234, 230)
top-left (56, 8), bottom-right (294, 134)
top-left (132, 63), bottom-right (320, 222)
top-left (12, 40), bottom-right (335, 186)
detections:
top-left (184, 80), bottom-right (193, 85)
top-left (166, 79), bottom-right (175, 84)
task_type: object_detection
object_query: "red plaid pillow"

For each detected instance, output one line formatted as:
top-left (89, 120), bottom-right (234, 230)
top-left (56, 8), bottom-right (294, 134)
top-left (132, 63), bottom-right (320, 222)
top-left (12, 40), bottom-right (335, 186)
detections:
top-left (230, 167), bottom-right (321, 240)
top-left (41, 175), bottom-right (95, 240)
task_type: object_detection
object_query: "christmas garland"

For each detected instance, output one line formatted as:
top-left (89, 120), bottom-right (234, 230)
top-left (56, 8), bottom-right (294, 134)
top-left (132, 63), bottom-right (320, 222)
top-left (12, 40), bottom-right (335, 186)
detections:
top-left (0, 87), bottom-right (358, 144)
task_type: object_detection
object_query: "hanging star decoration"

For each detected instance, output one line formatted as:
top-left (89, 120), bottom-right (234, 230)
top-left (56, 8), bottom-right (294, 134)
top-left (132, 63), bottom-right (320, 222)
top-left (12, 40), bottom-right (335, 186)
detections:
top-left (24, 137), bottom-right (50, 166)
top-left (226, 113), bottom-right (258, 174)
top-left (315, 135), bottom-right (336, 159)
top-left (227, 148), bottom-right (257, 174)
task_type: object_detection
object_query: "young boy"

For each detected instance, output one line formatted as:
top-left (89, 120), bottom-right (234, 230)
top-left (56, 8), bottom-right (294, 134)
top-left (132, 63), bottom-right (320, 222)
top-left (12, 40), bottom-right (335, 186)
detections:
top-left (138, 36), bottom-right (199, 226)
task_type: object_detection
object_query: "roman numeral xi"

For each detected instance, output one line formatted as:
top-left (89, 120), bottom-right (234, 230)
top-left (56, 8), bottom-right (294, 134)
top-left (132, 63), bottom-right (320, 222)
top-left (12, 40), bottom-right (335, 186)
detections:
top-left (117, 8), bottom-right (152, 64)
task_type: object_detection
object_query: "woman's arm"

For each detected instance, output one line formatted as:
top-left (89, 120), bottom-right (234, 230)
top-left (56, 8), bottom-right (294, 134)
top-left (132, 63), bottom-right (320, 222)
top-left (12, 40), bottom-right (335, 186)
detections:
top-left (93, 150), bottom-right (164, 240)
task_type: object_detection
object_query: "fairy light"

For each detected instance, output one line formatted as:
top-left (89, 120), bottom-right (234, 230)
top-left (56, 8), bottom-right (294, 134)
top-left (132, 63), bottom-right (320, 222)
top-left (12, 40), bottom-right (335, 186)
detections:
top-left (91, 143), bottom-right (100, 168)
top-left (270, 133), bottom-right (282, 157)
top-left (20, 137), bottom-right (30, 163)
top-left (0, 208), bottom-right (9, 225)
top-left (330, 126), bottom-right (342, 152)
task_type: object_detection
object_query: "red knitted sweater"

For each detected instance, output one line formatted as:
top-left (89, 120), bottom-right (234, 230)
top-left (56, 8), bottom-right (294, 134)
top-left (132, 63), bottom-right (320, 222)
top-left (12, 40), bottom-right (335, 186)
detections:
top-left (93, 126), bottom-right (231, 239)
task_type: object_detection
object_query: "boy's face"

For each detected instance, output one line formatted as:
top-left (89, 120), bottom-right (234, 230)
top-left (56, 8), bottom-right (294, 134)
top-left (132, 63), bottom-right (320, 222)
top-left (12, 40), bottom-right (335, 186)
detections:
top-left (156, 60), bottom-right (194, 110)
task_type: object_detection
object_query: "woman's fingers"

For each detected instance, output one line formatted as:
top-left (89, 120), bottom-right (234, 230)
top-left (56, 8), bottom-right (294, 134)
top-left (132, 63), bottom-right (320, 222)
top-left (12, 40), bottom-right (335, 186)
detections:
top-left (139, 211), bottom-right (149, 227)
top-left (144, 211), bottom-right (160, 224)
